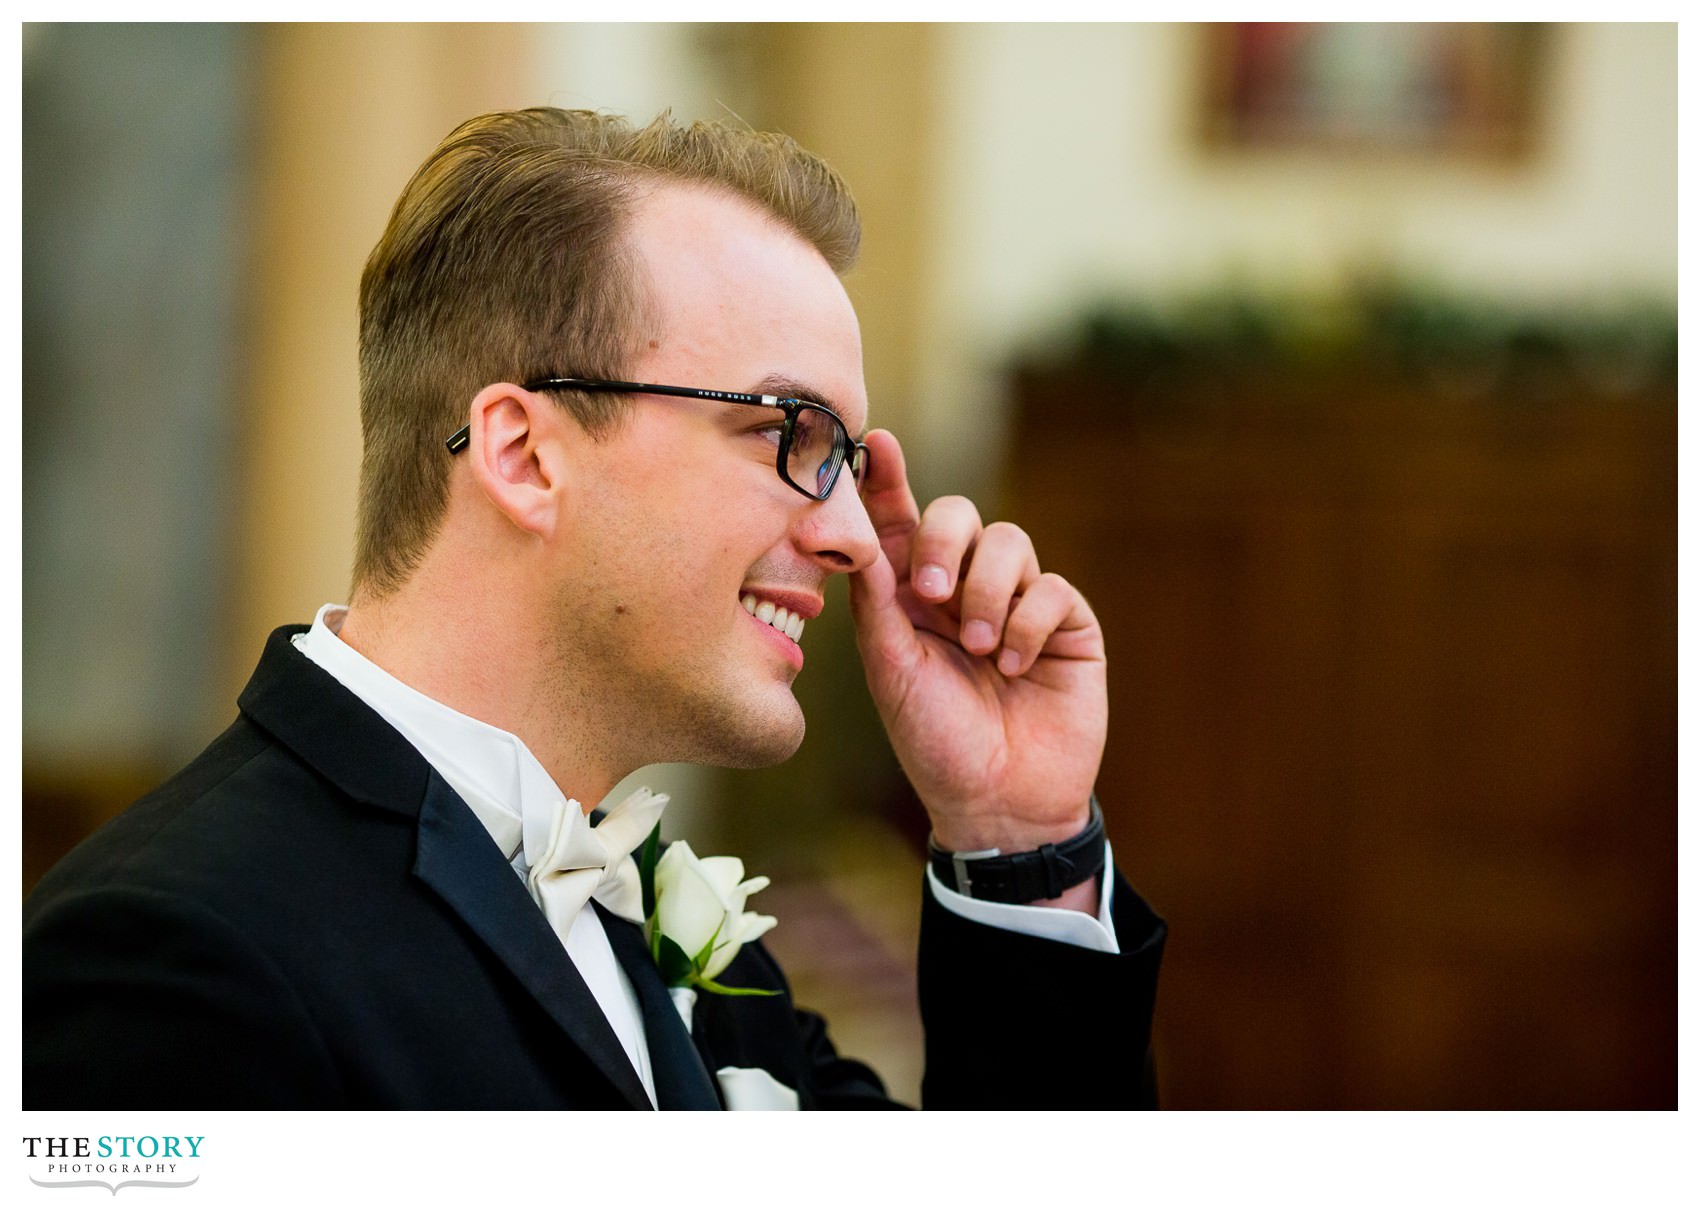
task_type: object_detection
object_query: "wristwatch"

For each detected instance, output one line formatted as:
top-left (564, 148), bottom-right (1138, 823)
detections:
top-left (927, 795), bottom-right (1105, 903)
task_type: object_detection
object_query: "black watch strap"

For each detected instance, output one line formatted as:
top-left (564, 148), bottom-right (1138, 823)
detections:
top-left (927, 795), bottom-right (1106, 903)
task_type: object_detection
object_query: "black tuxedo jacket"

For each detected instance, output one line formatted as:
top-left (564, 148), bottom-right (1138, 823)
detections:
top-left (24, 626), bottom-right (1165, 1109)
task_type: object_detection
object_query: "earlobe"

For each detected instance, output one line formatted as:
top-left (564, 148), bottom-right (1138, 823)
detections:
top-left (463, 383), bottom-right (566, 538)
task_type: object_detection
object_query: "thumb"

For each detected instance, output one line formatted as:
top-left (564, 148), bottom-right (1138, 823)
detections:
top-left (848, 549), bottom-right (921, 691)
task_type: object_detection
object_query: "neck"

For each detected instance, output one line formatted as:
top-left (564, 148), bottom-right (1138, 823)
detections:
top-left (338, 563), bottom-right (630, 809)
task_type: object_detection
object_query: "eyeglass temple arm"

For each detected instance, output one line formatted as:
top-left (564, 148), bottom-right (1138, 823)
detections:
top-left (527, 378), bottom-right (776, 407)
top-left (447, 380), bottom-right (787, 452)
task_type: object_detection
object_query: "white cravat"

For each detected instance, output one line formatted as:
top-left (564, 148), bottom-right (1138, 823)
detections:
top-left (525, 786), bottom-right (667, 934)
top-left (293, 604), bottom-right (660, 1105)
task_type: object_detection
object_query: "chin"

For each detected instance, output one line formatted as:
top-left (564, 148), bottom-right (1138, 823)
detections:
top-left (717, 720), bottom-right (806, 769)
top-left (709, 702), bottom-right (807, 769)
top-left (674, 689), bottom-right (807, 770)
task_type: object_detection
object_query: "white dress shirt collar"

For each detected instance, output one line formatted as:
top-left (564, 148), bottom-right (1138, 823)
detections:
top-left (291, 603), bottom-right (577, 875)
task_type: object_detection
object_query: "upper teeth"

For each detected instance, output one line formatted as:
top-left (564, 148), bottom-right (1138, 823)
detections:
top-left (742, 594), bottom-right (806, 643)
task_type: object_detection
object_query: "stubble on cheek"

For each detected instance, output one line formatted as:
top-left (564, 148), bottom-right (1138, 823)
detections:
top-left (544, 586), bottom-right (807, 774)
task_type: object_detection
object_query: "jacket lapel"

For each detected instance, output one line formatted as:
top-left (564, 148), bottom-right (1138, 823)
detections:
top-left (241, 626), bottom-right (654, 1110)
top-left (413, 773), bottom-right (653, 1109)
top-left (595, 904), bottom-right (722, 1110)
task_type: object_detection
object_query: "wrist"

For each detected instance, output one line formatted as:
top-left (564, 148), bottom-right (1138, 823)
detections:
top-left (927, 795), bottom-right (1105, 904)
top-left (926, 801), bottom-right (1093, 855)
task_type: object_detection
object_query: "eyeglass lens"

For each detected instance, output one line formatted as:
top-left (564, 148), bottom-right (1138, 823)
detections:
top-left (786, 404), bottom-right (853, 497)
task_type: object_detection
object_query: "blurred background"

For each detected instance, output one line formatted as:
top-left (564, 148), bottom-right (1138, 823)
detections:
top-left (22, 22), bottom-right (1675, 1109)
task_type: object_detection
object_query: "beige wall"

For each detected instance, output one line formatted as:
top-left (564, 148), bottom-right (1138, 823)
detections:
top-left (907, 23), bottom-right (1674, 487)
top-left (923, 23), bottom-right (1673, 339)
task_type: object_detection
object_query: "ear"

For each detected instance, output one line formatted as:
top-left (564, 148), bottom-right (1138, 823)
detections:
top-left (460, 382), bottom-right (570, 538)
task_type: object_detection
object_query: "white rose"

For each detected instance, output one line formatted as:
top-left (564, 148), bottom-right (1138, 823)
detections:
top-left (650, 841), bottom-right (777, 982)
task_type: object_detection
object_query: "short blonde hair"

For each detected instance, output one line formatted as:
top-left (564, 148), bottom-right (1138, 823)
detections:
top-left (353, 107), bottom-right (861, 595)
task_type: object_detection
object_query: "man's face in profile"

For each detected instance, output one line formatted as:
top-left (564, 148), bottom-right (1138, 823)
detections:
top-left (543, 183), bottom-right (879, 774)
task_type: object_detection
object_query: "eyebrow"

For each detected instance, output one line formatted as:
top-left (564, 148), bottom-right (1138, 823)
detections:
top-left (754, 374), bottom-right (866, 439)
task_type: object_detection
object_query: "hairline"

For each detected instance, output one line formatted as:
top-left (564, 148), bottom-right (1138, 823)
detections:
top-left (615, 178), bottom-right (861, 432)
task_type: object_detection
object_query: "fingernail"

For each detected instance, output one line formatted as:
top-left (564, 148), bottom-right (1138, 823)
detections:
top-left (963, 620), bottom-right (995, 652)
top-left (915, 564), bottom-right (949, 598)
top-left (998, 648), bottom-right (1021, 676)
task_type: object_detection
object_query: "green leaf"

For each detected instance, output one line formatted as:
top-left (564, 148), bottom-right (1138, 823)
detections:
top-left (692, 922), bottom-right (723, 973)
top-left (692, 976), bottom-right (780, 998)
top-left (654, 933), bottom-right (695, 987)
top-left (638, 823), bottom-right (661, 921)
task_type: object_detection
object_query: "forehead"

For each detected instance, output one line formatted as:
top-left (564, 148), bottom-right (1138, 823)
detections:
top-left (624, 183), bottom-right (869, 434)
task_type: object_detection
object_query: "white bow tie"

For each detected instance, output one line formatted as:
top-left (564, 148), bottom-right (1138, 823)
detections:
top-left (524, 786), bottom-right (669, 938)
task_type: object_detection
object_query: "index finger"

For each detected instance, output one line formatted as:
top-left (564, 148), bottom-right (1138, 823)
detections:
top-left (858, 428), bottom-right (921, 574)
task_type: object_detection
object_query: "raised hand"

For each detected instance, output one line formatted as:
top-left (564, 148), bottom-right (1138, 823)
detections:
top-left (846, 429), bottom-right (1107, 858)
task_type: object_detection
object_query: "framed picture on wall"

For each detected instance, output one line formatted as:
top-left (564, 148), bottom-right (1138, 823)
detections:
top-left (1199, 22), bottom-right (1547, 158)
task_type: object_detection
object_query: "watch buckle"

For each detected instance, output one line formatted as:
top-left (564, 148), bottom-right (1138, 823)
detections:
top-left (950, 846), bottom-right (1001, 897)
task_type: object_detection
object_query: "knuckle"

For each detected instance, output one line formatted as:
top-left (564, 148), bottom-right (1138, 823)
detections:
top-left (929, 495), bottom-right (982, 527)
top-left (1035, 570), bottom-right (1071, 597)
top-left (959, 577), bottom-right (1006, 617)
top-left (1001, 608), bottom-right (1042, 645)
top-left (910, 532), bottom-right (949, 561)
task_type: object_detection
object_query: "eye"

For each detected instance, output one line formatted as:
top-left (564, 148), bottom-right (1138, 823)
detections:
top-left (743, 417), bottom-right (787, 448)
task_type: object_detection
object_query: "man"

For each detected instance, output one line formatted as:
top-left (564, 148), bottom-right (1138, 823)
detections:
top-left (24, 108), bottom-right (1164, 1109)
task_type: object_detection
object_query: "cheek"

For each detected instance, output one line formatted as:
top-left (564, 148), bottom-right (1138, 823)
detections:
top-left (592, 519), bottom-right (737, 629)
top-left (575, 431), bottom-right (797, 607)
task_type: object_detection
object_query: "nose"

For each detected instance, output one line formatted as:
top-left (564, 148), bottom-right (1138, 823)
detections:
top-left (797, 469), bottom-right (879, 574)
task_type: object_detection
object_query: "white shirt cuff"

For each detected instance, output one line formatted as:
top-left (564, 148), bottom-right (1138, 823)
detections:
top-left (925, 839), bottom-right (1120, 954)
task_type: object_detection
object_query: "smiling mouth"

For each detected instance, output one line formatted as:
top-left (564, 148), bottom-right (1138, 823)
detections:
top-left (740, 594), bottom-right (806, 644)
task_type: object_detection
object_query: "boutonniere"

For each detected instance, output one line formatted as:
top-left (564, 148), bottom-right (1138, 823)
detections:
top-left (637, 825), bottom-right (779, 997)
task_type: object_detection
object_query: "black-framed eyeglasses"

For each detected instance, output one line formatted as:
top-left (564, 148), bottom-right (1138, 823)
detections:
top-left (445, 377), bottom-right (869, 502)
